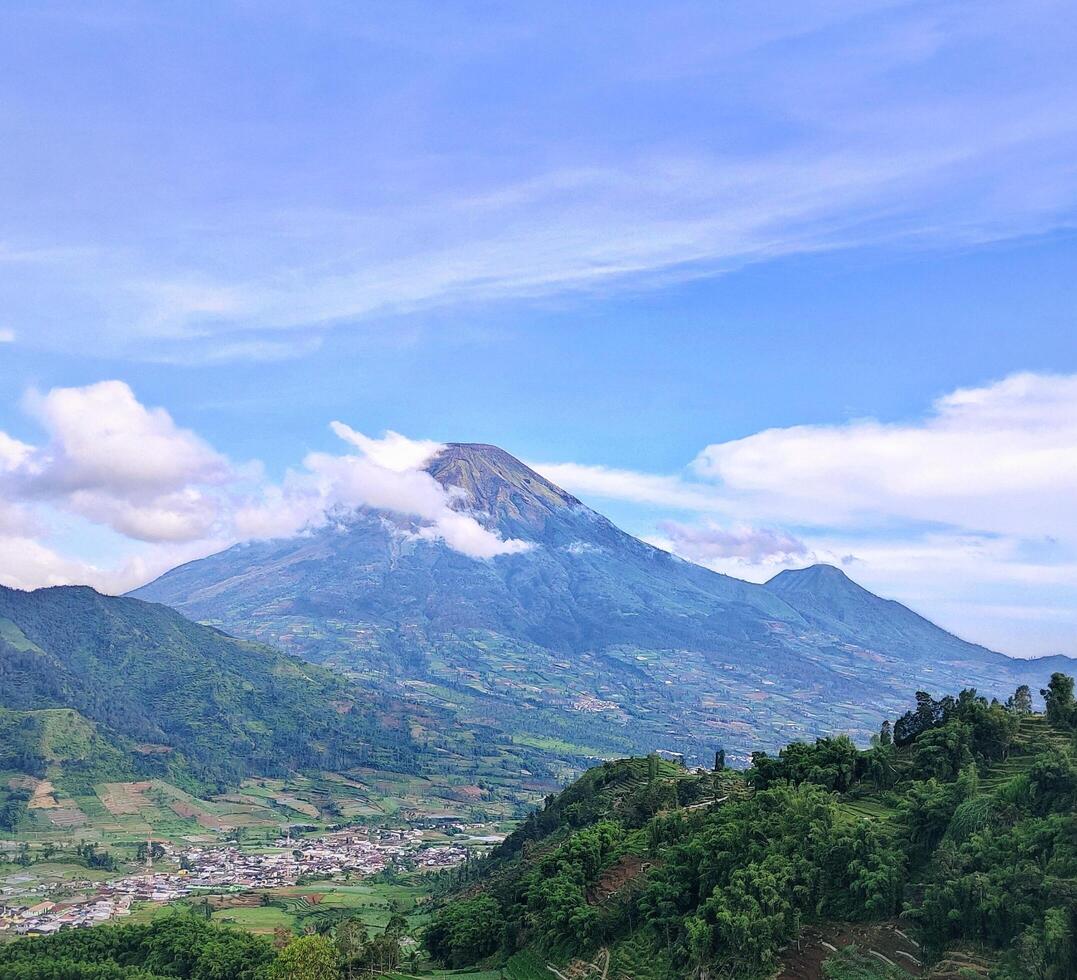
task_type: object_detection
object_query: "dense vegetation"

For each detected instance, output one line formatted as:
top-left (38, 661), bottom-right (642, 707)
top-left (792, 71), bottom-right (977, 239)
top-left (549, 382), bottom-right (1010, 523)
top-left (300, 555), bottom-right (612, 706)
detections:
top-left (426, 675), bottom-right (1077, 979)
top-left (0, 585), bottom-right (423, 798)
top-left (0, 912), bottom-right (410, 980)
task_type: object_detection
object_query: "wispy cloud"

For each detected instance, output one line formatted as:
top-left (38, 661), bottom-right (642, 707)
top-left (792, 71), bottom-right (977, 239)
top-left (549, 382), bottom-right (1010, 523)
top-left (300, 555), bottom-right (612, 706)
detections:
top-left (651, 521), bottom-right (810, 566)
top-left (3, 1), bottom-right (1077, 360)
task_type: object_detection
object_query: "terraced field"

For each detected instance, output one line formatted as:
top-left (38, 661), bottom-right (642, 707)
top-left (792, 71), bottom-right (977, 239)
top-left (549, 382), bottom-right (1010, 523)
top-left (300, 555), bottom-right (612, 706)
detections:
top-left (979, 715), bottom-right (1072, 792)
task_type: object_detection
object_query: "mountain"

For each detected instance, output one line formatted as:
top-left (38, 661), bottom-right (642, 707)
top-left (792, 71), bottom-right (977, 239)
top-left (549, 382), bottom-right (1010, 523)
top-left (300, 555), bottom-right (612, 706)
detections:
top-left (132, 443), bottom-right (1072, 766)
top-left (0, 584), bottom-right (424, 794)
top-left (765, 562), bottom-right (1005, 663)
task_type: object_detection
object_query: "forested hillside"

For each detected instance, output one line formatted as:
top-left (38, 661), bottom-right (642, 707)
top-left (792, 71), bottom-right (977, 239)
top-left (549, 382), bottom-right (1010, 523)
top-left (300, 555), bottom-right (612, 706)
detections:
top-left (426, 674), bottom-right (1077, 979)
top-left (0, 584), bottom-right (423, 798)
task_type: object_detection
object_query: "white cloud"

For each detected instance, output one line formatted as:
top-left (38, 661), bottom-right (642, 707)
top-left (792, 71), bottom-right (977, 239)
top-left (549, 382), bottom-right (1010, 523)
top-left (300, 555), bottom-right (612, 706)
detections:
top-left (540, 372), bottom-right (1077, 546)
top-left (0, 532), bottom-right (228, 596)
top-left (5, 381), bottom-right (231, 544)
top-left (24, 380), bottom-right (229, 495)
top-left (537, 371), bottom-right (1077, 657)
top-left (329, 424), bottom-right (444, 472)
top-left (652, 520), bottom-right (810, 566)
top-left (690, 372), bottom-right (1077, 539)
top-left (0, 328), bottom-right (14, 343)
top-left (236, 427), bottom-right (531, 559)
top-left (0, 432), bottom-right (33, 471)
top-left (0, 383), bottom-right (531, 591)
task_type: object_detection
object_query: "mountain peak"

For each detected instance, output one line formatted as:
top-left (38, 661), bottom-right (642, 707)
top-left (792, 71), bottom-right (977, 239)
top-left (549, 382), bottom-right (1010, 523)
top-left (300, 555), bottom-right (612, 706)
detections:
top-left (426, 442), bottom-right (583, 537)
top-left (766, 563), bottom-right (861, 594)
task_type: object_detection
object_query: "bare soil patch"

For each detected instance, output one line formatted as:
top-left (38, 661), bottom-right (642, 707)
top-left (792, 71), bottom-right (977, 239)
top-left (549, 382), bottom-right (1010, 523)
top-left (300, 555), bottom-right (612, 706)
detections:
top-left (27, 779), bottom-right (60, 810)
top-left (777, 923), bottom-right (923, 980)
top-left (98, 781), bottom-right (154, 815)
top-left (47, 806), bottom-right (87, 827)
top-left (587, 856), bottom-right (649, 905)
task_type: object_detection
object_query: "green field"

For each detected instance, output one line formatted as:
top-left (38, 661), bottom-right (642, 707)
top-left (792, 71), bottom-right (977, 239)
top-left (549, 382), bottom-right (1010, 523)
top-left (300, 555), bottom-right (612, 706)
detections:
top-left (123, 879), bottom-right (433, 937)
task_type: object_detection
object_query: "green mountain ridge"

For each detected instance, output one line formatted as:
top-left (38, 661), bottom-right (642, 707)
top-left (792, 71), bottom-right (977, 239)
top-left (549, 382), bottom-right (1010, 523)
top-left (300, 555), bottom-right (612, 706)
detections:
top-left (0, 583), bottom-right (424, 795)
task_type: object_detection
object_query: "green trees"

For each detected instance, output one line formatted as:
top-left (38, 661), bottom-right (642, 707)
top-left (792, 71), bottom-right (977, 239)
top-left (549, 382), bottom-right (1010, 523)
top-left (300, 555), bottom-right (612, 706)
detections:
top-left (10, 676), bottom-right (1077, 980)
top-left (428, 679), bottom-right (1077, 979)
top-left (1027, 748), bottom-right (1077, 814)
top-left (634, 784), bottom-right (903, 974)
top-left (424, 895), bottom-right (505, 967)
top-left (0, 785), bottom-right (30, 831)
top-left (749, 735), bottom-right (860, 792)
top-left (1008, 684), bottom-right (1034, 715)
top-left (910, 722), bottom-right (973, 780)
top-left (0, 585), bottom-right (426, 795)
top-left (0, 916), bottom-right (275, 980)
top-left (1014, 905), bottom-right (1077, 980)
top-left (272, 936), bottom-right (340, 980)
top-left (1042, 673), bottom-right (1076, 727)
top-left (75, 841), bottom-right (118, 870)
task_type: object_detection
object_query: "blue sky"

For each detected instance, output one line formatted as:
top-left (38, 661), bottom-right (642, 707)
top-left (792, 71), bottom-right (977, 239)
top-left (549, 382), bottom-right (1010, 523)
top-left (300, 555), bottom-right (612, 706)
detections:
top-left (1, 1), bottom-right (1076, 657)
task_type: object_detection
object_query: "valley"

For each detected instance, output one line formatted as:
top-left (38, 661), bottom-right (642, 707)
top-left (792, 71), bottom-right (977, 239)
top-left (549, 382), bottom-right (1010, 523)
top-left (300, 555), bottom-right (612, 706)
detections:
top-left (1, 765), bottom-right (512, 951)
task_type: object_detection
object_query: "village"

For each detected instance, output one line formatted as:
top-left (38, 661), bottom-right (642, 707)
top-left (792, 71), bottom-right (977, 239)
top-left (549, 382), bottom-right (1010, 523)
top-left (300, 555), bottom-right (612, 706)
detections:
top-left (1, 825), bottom-right (477, 937)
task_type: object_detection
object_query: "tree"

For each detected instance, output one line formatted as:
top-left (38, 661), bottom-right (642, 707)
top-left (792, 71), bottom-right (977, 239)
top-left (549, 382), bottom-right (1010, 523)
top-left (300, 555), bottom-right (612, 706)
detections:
top-left (714, 748), bottom-right (726, 771)
top-left (1042, 674), bottom-right (1076, 728)
top-left (425, 895), bottom-right (505, 967)
top-left (1008, 684), bottom-right (1034, 715)
top-left (878, 720), bottom-right (892, 746)
top-left (273, 935), bottom-right (341, 980)
top-left (895, 692), bottom-right (942, 746)
top-left (335, 918), bottom-right (367, 980)
top-left (1028, 749), bottom-right (1077, 815)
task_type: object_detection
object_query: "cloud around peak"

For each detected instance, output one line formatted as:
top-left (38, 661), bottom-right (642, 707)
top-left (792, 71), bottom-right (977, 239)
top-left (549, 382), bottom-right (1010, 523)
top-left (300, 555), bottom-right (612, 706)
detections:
top-left (238, 426), bottom-right (531, 559)
top-left (0, 383), bottom-right (531, 593)
top-left (328, 423), bottom-right (444, 472)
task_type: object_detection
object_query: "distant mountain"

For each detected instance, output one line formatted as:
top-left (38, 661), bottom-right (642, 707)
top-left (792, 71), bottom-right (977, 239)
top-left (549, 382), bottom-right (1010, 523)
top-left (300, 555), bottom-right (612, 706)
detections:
top-left (0, 584), bottom-right (424, 794)
top-left (132, 443), bottom-right (1072, 765)
top-left (765, 563), bottom-right (1002, 663)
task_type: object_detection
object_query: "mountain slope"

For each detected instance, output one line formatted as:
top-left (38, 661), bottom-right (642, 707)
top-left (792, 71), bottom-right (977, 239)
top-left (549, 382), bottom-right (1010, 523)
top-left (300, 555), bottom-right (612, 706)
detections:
top-left (132, 443), bottom-right (1072, 765)
top-left (0, 584), bottom-right (423, 792)
top-left (766, 563), bottom-right (1004, 663)
top-left (137, 444), bottom-right (796, 659)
